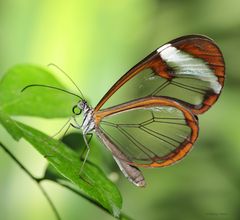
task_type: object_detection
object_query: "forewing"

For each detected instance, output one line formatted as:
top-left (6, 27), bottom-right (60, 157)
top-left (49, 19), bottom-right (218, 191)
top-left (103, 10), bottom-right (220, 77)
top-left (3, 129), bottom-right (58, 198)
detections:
top-left (94, 97), bottom-right (198, 167)
top-left (95, 35), bottom-right (225, 114)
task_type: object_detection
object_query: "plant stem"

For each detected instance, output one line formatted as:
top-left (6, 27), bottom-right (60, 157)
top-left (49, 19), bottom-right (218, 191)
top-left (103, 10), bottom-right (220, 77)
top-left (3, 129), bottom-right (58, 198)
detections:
top-left (0, 142), bottom-right (61, 220)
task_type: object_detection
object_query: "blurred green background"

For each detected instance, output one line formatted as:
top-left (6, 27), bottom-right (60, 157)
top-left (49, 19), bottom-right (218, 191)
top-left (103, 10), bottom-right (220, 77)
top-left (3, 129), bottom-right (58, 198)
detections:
top-left (0, 0), bottom-right (239, 220)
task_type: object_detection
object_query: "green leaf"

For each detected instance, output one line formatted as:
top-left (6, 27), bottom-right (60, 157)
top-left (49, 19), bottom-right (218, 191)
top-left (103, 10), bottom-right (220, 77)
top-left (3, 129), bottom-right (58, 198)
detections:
top-left (0, 64), bottom-right (78, 118)
top-left (0, 111), bottom-right (122, 217)
top-left (0, 64), bottom-right (122, 216)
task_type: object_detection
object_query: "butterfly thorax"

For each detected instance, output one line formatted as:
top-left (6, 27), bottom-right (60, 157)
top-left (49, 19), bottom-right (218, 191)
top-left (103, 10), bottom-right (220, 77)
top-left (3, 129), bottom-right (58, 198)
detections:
top-left (77, 100), bottom-right (95, 135)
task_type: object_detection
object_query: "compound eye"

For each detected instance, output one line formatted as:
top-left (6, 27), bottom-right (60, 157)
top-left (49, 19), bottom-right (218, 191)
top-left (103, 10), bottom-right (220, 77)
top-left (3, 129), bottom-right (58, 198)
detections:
top-left (72, 105), bottom-right (82, 115)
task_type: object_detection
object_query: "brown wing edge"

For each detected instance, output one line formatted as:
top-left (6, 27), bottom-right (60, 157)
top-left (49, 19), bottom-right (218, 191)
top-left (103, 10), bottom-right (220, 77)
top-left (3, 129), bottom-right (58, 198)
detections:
top-left (94, 35), bottom-right (225, 115)
top-left (168, 35), bottom-right (225, 114)
top-left (94, 97), bottom-right (199, 168)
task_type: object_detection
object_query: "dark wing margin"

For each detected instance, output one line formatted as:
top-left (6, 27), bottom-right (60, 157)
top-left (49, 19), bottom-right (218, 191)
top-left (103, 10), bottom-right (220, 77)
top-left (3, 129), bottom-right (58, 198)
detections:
top-left (94, 97), bottom-right (199, 167)
top-left (95, 35), bottom-right (225, 114)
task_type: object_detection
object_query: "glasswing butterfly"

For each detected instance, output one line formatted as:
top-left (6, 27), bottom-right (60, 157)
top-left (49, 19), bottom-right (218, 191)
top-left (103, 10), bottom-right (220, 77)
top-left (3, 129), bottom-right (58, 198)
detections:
top-left (23, 35), bottom-right (225, 187)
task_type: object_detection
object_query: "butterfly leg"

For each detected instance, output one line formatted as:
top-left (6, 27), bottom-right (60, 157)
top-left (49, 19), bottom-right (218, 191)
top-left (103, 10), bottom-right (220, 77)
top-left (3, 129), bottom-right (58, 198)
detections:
top-left (44, 118), bottom-right (73, 158)
top-left (51, 117), bottom-right (72, 138)
top-left (79, 134), bottom-right (91, 175)
top-left (72, 115), bottom-right (82, 129)
top-left (69, 117), bottom-right (92, 163)
top-left (79, 133), bottom-right (92, 160)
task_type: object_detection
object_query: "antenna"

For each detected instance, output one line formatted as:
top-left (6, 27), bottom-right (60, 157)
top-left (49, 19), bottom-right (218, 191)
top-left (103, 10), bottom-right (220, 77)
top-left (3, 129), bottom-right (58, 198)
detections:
top-left (21, 84), bottom-right (83, 100)
top-left (48, 63), bottom-right (85, 100)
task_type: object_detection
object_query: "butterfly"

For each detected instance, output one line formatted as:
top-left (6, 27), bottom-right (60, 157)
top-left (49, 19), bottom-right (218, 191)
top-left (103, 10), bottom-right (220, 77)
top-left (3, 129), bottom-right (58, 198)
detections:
top-left (24, 35), bottom-right (225, 187)
top-left (69, 35), bottom-right (225, 187)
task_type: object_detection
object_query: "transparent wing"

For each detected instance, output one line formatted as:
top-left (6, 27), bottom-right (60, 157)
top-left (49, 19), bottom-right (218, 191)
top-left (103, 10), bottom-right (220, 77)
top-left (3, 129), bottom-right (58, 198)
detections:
top-left (94, 97), bottom-right (198, 167)
top-left (95, 35), bottom-right (225, 115)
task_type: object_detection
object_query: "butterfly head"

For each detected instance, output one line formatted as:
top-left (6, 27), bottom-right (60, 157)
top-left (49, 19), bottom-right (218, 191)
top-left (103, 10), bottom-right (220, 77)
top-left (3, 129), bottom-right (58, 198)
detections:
top-left (72, 100), bottom-right (90, 116)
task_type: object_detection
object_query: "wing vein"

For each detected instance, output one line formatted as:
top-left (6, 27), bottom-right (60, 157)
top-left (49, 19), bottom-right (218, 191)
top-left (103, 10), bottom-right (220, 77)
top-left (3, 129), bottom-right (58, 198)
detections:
top-left (117, 127), bottom-right (157, 160)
